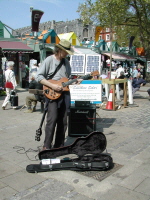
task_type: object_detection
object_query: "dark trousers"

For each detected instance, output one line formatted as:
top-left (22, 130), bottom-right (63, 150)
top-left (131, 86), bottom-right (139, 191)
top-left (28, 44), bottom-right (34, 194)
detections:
top-left (44, 100), bottom-right (68, 149)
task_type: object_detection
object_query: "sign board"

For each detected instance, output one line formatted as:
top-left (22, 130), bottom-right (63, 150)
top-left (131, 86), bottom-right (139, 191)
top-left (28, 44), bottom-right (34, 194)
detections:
top-left (147, 61), bottom-right (150, 72)
top-left (69, 80), bottom-right (102, 104)
top-left (85, 54), bottom-right (101, 74)
top-left (32, 10), bottom-right (44, 32)
top-left (70, 54), bottom-right (85, 74)
top-left (70, 54), bottom-right (101, 75)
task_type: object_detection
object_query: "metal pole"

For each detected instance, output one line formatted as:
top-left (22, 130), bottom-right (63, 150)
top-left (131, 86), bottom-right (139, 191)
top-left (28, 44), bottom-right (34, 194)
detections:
top-left (109, 26), bottom-right (113, 81)
top-left (30, 6), bottom-right (33, 35)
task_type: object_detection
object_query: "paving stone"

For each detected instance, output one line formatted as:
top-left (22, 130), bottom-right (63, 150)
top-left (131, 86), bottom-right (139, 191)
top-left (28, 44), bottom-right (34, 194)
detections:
top-left (0, 161), bottom-right (23, 178)
top-left (0, 181), bottom-right (7, 189)
top-left (119, 172), bottom-right (147, 190)
top-left (97, 185), bottom-right (149, 200)
top-left (0, 186), bottom-right (17, 200)
top-left (0, 88), bottom-right (150, 200)
top-left (1, 170), bottom-right (47, 192)
top-left (10, 179), bottom-right (94, 200)
top-left (135, 177), bottom-right (150, 196)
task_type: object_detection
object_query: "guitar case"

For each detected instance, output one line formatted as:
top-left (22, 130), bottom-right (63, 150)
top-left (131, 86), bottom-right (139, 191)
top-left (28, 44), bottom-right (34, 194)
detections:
top-left (26, 131), bottom-right (113, 173)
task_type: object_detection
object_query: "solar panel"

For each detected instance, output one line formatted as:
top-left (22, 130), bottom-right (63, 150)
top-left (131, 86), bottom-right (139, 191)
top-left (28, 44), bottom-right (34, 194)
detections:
top-left (70, 54), bottom-right (85, 74)
top-left (85, 54), bottom-right (101, 74)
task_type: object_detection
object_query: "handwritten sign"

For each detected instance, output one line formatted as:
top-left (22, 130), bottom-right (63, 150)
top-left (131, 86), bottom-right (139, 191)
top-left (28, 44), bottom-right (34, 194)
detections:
top-left (69, 80), bottom-right (102, 104)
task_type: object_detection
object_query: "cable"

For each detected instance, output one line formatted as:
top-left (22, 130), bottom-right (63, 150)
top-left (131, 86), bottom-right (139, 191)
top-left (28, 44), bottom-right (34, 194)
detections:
top-left (13, 145), bottom-right (42, 161)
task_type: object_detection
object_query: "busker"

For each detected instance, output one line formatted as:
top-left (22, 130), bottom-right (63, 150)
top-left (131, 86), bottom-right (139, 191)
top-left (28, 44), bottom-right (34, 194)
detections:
top-left (36, 39), bottom-right (82, 151)
top-left (2, 61), bottom-right (17, 110)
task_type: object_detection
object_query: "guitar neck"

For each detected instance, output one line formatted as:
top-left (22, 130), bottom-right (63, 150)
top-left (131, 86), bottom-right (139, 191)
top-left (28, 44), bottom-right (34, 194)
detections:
top-left (63, 74), bottom-right (90, 87)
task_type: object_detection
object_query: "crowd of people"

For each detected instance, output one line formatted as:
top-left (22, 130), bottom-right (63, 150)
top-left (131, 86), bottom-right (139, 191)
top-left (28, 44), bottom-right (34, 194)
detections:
top-left (103, 61), bottom-right (148, 97)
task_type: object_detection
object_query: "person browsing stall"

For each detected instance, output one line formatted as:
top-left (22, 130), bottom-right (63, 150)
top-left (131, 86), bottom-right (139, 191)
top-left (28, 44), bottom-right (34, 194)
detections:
top-left (36, 39), bottom-right (82, 151)
top-left (132, 72), bottom-right (146, 97)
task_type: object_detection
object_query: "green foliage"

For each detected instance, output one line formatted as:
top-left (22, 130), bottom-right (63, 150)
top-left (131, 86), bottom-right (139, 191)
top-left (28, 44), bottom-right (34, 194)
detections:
top-left (0, 87), bottom-right (6, 96)
top-left (77, 0), bottom-right (150, 58)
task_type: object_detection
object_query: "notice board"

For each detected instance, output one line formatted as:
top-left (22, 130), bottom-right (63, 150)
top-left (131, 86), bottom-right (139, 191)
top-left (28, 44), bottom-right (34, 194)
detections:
top-left (69, 80), bottom-right (102, 104)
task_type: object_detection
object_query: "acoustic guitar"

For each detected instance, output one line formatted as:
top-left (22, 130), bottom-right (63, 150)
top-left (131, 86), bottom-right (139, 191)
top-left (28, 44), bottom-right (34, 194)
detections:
top-left (43, 70), bottom-right (99, 100)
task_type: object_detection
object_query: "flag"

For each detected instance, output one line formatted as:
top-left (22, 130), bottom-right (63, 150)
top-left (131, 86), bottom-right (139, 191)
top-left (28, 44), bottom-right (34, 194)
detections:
top-left (32, 10), bottom-right (44, 32)
top-left (136, 47), bottom-right (145, 56)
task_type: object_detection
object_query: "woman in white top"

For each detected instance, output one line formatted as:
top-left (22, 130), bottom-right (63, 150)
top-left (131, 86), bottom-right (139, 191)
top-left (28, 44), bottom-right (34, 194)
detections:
top-left (116, 65), bottom-right (125, 78)
top-left (2, 61), bottom-right (17, 110)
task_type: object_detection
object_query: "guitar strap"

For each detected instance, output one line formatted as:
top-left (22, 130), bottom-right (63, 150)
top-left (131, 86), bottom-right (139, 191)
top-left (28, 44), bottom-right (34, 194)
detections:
top-left (46, 58), bottom-right (65, 80)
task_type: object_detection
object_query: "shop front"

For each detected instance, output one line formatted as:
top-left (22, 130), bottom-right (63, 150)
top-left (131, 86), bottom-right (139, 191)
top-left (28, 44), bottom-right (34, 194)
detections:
top-left (0, 40), bottom-right (33, 87)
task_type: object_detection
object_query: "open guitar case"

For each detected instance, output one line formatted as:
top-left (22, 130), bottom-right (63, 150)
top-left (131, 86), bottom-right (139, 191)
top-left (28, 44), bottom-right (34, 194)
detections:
top-left (26, 131), bottom-right (114, 173)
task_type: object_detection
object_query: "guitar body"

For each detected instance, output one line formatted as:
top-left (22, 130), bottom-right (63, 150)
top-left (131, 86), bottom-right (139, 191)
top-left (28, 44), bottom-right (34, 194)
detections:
top-left (43, 71), bottom-right (99, 100)
top-left (43, 77), bottom-right (69, 100)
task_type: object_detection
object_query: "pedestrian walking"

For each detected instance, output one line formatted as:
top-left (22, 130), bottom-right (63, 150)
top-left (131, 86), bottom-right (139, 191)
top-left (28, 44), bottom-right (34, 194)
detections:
top-left (2, 61), bottom-right (17, 110)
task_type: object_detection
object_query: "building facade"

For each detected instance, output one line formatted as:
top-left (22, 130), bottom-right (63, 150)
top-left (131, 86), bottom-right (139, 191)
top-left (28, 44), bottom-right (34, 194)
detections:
top-left (13, 19), bottom-right (96, 43)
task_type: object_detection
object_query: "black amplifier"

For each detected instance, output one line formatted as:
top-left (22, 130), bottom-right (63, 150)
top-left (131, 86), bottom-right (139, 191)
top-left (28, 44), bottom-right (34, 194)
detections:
top-left (75, 101), bottom-right (91, 107)
top-left (68, 104), bottom-right (96, 137)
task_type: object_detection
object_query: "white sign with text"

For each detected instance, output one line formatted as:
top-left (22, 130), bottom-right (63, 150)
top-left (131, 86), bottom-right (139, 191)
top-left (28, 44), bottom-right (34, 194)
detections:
top-left (69, 80), bottom-right (102, 104)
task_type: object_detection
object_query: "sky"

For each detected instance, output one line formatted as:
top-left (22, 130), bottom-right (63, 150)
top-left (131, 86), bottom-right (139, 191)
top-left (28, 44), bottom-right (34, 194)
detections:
top-left (0, 0), bottom-right (85, 30)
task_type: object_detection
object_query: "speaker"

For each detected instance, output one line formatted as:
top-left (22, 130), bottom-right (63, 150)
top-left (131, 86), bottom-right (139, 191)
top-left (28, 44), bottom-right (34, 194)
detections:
top-left (75, 101), bottom-right (91, 107)
top-left (68, 105), bottom-right (96, 137)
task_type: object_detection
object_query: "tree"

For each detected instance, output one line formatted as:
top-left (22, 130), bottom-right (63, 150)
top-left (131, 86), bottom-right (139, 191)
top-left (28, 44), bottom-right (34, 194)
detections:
top-left (77, 0), bottom-right (150, 79)
top-left (78, 0), bottom-right (129, 77)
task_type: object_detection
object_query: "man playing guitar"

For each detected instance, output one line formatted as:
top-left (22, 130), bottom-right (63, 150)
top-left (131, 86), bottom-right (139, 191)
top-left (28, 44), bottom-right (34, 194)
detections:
top-left (36, 39), bottom-right (81, 151)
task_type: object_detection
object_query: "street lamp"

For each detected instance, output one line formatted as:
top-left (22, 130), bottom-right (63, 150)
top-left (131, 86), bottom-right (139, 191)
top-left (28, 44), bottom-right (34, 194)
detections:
top-left (30, 6), bottom-right (33, 12)
top-left (30, 6), bottom-right (34, 34)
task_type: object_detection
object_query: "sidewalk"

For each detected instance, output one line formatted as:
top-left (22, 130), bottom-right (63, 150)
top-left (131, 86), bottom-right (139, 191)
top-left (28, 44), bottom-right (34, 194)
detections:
top-left (0, 86), bottom-right (150, 200)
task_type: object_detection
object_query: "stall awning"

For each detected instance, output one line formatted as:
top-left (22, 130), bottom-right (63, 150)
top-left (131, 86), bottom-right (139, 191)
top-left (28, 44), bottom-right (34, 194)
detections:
top-left (0, 41), bottom-right (33, 53)
top-left (103, 52), bottom-right (136, 61)
top-left (72, 46), bottom-right (99, 55)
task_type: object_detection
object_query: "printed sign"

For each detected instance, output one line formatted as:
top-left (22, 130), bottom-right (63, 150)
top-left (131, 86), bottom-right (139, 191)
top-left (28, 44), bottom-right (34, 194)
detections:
top-left (147, 61), bottom-right (150, 72)
top-left (69, 80), bottom-right (102, 104)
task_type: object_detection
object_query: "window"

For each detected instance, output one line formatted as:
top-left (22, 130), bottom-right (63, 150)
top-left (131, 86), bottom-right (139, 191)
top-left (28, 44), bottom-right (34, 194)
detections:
top-left (106, 28), bottom-right (109, 32)
top-left (113, 34), bottom-right (117, 40)
top-left (83, 28), bottom-right (88, 38)
top-left (99, 35), bottom-right (102, 40)
top-left (51, 36), bottom-right (55, 43)
top-left (106, 34), bottom-right (110, 41)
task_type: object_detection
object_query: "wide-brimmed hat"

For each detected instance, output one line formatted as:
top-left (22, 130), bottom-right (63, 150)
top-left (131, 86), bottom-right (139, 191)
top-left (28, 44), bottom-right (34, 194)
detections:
top-left (55, 39), bottom-right (73, 55)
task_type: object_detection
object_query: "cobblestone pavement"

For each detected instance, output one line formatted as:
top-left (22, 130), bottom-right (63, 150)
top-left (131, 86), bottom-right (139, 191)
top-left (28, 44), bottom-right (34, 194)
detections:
top-left (0, 86), bottom-right (150, 200)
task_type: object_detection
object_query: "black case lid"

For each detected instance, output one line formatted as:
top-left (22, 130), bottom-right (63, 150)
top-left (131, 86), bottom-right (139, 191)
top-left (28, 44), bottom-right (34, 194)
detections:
top-left (39, 131), bottom-right (107, 160)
